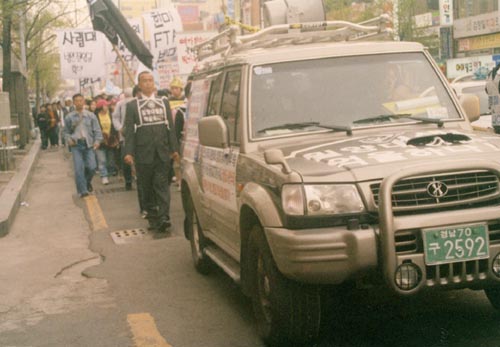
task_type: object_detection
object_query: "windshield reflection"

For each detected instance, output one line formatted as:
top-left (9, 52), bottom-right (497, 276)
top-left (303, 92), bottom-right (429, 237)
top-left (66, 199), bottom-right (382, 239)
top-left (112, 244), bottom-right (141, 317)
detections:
top-left (251, 53), bottom-right (460, 138)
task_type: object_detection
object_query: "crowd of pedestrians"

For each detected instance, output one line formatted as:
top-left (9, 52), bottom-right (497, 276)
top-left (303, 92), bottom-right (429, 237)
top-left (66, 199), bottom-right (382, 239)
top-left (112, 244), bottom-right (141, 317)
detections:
top-left (35, 74), bottom-right (190, 233)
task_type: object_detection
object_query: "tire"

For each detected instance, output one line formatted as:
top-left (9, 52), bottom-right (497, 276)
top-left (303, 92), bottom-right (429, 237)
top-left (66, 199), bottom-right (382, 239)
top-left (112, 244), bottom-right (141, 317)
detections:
top-left (185, 196), bottom-right (211, 274)
top-left (248, 225), bottom-right (322, 346)
top-left (485, 287), bottom-right (500, 310)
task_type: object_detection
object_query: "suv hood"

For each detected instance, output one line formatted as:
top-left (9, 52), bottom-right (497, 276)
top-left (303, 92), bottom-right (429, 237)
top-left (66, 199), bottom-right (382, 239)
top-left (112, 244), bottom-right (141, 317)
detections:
top-left (276, 129), bottom-right (500, 182)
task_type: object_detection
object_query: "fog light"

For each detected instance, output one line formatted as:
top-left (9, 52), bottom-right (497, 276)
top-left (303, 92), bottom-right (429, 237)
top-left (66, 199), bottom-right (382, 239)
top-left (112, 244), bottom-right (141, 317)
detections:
top-left (395, 263), bottom-right (421, 291)
top-left (308, 200), bottom-right (321, 212)
top-left (493, 253), bottom-right (500, 277)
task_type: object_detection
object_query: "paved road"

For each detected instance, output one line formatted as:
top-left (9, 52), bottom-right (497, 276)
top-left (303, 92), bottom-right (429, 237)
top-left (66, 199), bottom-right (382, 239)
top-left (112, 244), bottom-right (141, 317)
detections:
top-left (2, 148), bottom-right (500, 347)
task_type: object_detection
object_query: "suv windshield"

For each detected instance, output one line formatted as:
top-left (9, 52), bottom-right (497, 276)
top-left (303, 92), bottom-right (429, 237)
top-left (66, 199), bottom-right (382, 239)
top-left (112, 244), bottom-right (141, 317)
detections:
top-left (251, 52), bottom-right (461, 138)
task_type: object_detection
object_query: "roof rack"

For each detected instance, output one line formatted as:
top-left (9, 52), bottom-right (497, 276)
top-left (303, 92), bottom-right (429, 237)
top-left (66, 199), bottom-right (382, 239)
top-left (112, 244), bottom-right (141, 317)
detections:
top-left (193, 14), bottom-right (393, 61)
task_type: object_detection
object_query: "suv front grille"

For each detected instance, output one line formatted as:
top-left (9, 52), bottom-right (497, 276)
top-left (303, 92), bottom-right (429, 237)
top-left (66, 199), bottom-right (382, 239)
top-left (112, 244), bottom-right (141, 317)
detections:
top-left (371, 170), bottom-right (500, 214)
top-left (425, 259), bottom-right (488, 286)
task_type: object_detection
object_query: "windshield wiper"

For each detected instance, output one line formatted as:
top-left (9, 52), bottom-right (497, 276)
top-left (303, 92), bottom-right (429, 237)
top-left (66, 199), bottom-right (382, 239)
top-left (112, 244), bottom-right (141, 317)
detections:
top-left (353, 114), bottom-right (444, 128)
top-left (315, 123), bottom-right (352, 135)
top-left (353, 114), bottom-right (412, 124)
top-left (257, 122), bottom-right (320, 133)
top-left (258, 121), bottom-right (352, 135)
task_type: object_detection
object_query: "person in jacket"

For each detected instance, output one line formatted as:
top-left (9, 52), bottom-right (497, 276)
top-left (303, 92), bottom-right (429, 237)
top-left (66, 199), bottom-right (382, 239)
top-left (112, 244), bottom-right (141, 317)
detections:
top-left (167, 77), bottom-right (187, 189)
top-left (36, 105), bottom-right (49, 150)
top-left (124, 71), bottom-right (179, 232)
top-left (95, 99), bottom-right (119, 185)
top-left (64, 94), bottom-right (103, 198)
top-left (46, 103), bottom-right (60, 148)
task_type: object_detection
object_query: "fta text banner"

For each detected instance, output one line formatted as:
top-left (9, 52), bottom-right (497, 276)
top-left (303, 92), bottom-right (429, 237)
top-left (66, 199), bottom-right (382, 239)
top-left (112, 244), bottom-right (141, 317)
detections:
top-left (57, 29), bottom-right (107, 79)
top-left (143, 8), bottom-right (183, 66)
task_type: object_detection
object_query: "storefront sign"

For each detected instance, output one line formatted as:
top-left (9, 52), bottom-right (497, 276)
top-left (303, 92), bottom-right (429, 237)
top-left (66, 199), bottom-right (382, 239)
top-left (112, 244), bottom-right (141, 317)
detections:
top-left (414, 12), bottom-right (433, 28)
top-left (454, 11), bottom-right (500, 39)
top-left (446, 55), bottom-right (496, 79)
top-left (177, 5), bottom-right (200, 23)
top-left (439, 0), bottom-right (453, 26)
top-left (458, 32), bottom-right (500, 52)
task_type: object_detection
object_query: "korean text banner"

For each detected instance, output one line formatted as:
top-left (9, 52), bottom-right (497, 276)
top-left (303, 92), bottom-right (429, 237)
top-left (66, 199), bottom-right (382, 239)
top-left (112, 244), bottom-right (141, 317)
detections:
top-left (143, 8), bottom-right (183, 66)
top-left (176, 32), bottom-right (217, 75)
top-left (57, 29), bottom-right (107, 79)
top-left (105, 18), bottom-right (145, 64)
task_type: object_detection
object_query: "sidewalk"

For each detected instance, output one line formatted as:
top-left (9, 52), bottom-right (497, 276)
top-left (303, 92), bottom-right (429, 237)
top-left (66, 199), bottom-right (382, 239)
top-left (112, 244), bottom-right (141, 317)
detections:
top-left (0, 146), bottom-right (111, 335)
top-left (0, 138), bottom-right (41, 237)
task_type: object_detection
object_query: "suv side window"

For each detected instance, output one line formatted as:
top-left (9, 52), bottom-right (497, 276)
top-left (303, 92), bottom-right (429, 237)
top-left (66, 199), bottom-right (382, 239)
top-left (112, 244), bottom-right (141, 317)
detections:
top-left (207, 73), bottom-right (224, 116)
top-left (221, 70), bottom-right (242, 144)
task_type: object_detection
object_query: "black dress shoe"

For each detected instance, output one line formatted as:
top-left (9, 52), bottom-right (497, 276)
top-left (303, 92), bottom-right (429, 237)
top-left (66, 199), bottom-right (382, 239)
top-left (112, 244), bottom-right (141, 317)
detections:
top-left (158, 219), bottom-right (172, 232)
top-left (125, 182), bottom-right (132, 191)
top-left (87, 182), bottom-right (93, 192)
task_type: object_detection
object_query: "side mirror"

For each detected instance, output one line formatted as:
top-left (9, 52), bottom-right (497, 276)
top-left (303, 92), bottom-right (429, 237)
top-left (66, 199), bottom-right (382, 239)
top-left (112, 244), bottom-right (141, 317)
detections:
top-left (459, 94), bottom-right (480, 123)
top-left (198, 115), bottom-right (229, 149)
top-left (264, 149), bottom-right (292, 174)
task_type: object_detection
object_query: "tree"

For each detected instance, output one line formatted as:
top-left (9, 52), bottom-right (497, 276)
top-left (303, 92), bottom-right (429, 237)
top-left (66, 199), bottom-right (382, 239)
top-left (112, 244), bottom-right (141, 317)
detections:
top-left (23, 7), bottom-right (71, 110)
top-left (1, 0), bottom-right (15, 93)
top-left (1, 0), bottom-right (73, 104)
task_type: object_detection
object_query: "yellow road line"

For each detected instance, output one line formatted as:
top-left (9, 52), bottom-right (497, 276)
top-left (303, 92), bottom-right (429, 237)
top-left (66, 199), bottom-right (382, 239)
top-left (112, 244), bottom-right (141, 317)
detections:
top-left (84, 195), bottom-right (108, 231)
top-left (127, 313), bottom-right (173, 347)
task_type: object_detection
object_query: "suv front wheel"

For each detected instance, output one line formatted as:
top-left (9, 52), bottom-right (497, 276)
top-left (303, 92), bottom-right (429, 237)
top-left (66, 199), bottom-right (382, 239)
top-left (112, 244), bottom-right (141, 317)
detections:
top-left (248, 224), bottom-right (322, 346)
top-left (485, 287), bottom-right (500, 310)
top-left (184, 195), bottom-right (211, 274)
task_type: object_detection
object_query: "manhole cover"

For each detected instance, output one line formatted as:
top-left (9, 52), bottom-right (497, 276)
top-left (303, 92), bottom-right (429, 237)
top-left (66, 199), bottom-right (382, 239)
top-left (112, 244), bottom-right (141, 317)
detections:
top-left (110, 228), bottom-right (149, 244)
top-left (110, 228), bottom-right (172, 244)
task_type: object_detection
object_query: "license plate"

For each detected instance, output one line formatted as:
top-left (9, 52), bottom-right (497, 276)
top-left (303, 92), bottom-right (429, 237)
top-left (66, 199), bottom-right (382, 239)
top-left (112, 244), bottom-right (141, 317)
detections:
top-left (422, 224), bottom-right (489, 265)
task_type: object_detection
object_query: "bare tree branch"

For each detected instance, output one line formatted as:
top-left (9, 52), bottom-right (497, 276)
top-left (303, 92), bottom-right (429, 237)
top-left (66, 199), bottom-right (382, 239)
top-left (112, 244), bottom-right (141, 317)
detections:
top-left (26, 33), bottom-right (56, 60)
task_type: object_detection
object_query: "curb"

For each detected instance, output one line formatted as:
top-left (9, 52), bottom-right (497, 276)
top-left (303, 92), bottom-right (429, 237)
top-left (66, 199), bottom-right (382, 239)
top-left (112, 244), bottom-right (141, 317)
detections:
top-left (0, 138), bottom-right (41, 237)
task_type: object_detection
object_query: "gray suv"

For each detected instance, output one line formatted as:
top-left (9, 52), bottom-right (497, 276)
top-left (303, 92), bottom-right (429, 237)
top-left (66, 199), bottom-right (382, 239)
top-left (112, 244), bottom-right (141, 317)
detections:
top-left (180, 16), bottom-right (500, 346)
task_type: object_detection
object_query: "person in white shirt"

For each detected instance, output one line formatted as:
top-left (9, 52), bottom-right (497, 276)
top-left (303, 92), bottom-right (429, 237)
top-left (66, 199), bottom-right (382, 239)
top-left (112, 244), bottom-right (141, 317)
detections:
top-left (112, 86), bottom-right (137, 190)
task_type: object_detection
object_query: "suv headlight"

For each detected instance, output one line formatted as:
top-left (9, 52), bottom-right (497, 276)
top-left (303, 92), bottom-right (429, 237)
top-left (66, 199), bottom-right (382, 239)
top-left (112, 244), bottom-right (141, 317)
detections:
top-left (282, 184), bottom-right (365, 216)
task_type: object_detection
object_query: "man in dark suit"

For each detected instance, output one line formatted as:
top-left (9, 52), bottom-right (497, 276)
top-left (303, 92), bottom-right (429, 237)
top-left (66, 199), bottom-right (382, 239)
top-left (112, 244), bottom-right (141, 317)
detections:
top-left (124, 71), bottom-right (179, 232)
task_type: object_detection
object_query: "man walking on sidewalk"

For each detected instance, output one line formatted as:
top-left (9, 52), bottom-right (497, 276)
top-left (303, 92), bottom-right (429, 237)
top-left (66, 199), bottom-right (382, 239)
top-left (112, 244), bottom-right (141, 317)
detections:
top-left (112, 86), bottom-right (136, 191)
top-left (64, 93), bottom-right (103, 198)
top-left (124, 71), bottom-right (179, 232)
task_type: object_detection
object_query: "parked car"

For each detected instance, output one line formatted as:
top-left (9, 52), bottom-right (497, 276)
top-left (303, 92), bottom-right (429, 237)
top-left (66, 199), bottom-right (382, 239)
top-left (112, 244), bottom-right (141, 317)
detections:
top-left (180, 15), bottom-right (500, 346)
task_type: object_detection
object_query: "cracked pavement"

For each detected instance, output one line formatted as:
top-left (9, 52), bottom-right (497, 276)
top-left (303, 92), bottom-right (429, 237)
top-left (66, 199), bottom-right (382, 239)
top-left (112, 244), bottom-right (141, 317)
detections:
top-left (0, 148), bottom-right (114, 334)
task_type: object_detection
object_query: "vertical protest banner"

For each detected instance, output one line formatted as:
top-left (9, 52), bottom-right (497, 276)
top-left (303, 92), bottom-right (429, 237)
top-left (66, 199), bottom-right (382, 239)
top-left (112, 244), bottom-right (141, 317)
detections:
top-left (78, 77), bottom-right (102, 96)
top-left (142, 8), bottom-right (183, 66)
top-left (183, 79), bottom-right (210, 162)
top-left (105, 18), bottom-right (145, 65)
top-left (157, 62), bottom-right (180, 89)
top-left (176, 32), bottom-right (217, 75)
top-left (57, 29), bottom-right (107, 79)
